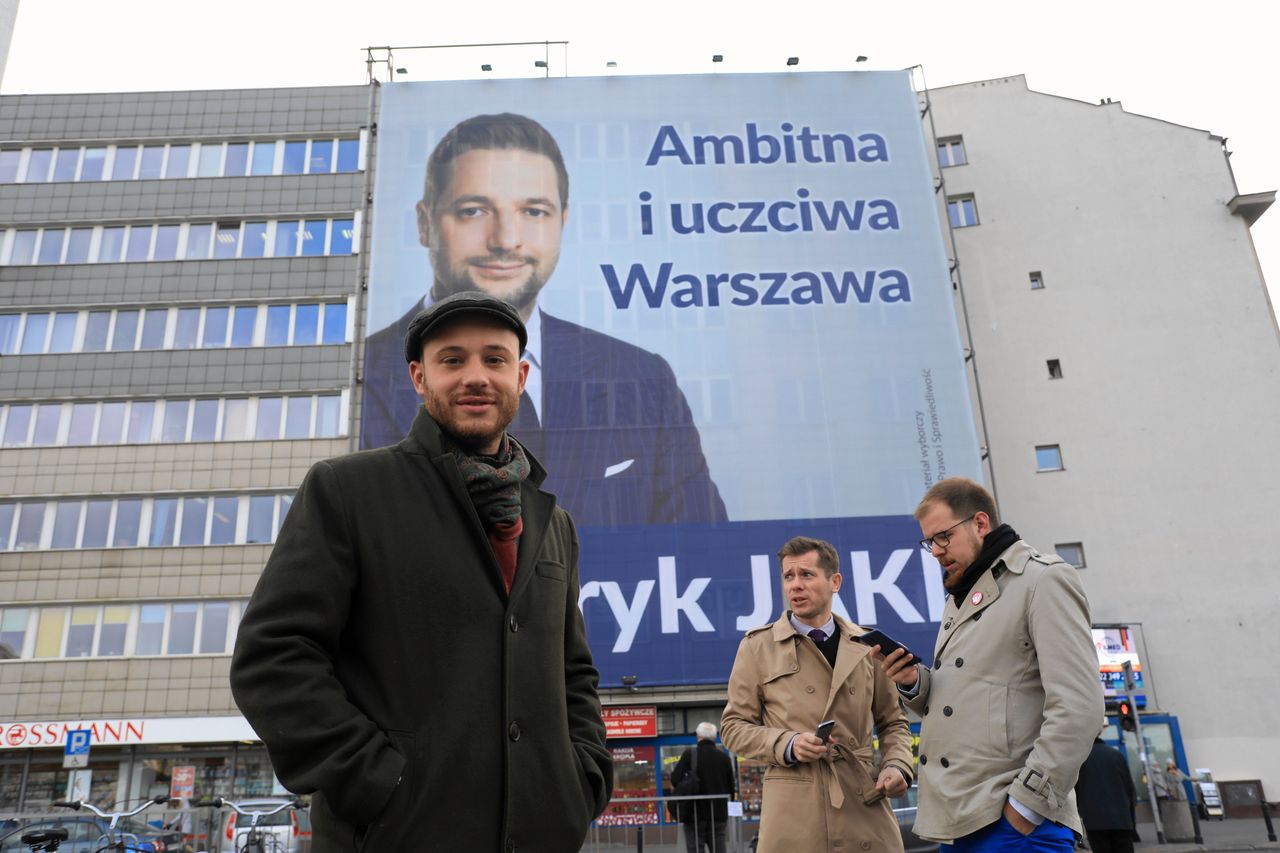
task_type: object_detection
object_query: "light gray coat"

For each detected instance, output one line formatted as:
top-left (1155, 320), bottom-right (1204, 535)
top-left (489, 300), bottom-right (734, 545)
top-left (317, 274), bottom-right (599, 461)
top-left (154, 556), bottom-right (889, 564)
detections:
top-left (903, 540), bottom-right (1103, 842)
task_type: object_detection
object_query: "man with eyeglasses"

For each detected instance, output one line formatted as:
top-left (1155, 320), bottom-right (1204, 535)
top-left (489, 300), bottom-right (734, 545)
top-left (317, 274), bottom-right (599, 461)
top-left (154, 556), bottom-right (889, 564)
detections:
top-left (874, 477), bottom-right (1102, 853)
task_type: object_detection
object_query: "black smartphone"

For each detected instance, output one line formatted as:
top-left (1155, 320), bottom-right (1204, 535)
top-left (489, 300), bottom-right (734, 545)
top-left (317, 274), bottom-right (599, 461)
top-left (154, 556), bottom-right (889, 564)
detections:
top-left (857, 629), bottom-right (919, 666)
top-left (815, 719), bottom-right (836, 743)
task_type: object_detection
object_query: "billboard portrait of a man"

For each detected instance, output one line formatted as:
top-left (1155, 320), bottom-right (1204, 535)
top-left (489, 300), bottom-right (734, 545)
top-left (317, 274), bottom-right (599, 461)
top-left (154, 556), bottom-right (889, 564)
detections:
top-left (362, 113), bottom-right (728, 527)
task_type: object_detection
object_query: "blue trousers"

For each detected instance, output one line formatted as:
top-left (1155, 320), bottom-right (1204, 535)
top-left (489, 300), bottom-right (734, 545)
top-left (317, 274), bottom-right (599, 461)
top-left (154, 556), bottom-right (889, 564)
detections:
top-left (942, 817), bottom-right (1076, 853)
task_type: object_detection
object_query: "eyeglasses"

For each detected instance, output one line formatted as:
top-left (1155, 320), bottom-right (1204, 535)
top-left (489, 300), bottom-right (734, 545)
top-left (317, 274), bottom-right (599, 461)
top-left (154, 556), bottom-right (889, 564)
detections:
top-left (919, 514), bottom-right (976, 551)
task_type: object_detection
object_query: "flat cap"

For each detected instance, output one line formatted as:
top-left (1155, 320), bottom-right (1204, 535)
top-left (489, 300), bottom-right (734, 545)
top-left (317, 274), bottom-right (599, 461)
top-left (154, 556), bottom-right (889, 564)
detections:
top-left (403, 291), bottom-right (528, 363)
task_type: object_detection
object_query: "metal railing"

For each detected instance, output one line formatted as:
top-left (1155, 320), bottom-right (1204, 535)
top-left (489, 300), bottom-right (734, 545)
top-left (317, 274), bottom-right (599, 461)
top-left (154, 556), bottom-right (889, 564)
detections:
top-left (581, 794), bottom-right (751, 853)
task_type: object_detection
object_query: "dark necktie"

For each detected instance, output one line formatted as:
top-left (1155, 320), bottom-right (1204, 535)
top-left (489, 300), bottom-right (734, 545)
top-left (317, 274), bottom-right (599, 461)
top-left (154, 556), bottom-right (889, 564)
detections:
top-left (808, 629), bottom-right (827, 643)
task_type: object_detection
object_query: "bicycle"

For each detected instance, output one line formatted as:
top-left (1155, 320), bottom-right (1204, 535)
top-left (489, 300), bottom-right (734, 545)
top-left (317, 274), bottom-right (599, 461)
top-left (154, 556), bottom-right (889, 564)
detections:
top-left (193, 798), bottom-right (305, 853)
top-left (19, 794), bottom-right (172, 852)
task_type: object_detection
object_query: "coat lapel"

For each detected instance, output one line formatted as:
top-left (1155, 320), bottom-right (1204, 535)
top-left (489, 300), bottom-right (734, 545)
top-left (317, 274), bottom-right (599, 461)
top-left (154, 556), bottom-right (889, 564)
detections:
top-left (934, 562), bottom-right (1004, 660)
top-left (826, 617), bottom-right (871, 714)
top-left (507, 482), bottom-right (554, 604)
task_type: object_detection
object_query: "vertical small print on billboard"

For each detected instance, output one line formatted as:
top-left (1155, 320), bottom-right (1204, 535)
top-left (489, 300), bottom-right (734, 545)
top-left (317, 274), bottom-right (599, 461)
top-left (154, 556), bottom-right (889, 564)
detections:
top-left (364, 72), bottom-right (982, 685)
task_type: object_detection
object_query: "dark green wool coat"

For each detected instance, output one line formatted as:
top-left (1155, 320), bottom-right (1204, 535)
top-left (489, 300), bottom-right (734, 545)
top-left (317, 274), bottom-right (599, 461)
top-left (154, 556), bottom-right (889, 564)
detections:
top-left (230, 410), bottom-right (613, 852)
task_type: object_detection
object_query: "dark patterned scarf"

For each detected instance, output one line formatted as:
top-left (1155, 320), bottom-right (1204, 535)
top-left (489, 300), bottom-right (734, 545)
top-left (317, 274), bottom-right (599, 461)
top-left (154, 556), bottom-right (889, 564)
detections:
top-left (444, 433), bottom-right (530, 529)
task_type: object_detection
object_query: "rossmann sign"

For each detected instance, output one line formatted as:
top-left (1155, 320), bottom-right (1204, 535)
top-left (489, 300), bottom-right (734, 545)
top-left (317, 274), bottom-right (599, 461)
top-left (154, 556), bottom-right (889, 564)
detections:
top-left (0, 716), bottom-right (257, 749)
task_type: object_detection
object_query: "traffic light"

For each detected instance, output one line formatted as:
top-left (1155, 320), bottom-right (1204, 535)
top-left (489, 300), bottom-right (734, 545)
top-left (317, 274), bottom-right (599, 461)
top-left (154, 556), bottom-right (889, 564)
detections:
top-left (1118, 701), bottom-right (1136, 732)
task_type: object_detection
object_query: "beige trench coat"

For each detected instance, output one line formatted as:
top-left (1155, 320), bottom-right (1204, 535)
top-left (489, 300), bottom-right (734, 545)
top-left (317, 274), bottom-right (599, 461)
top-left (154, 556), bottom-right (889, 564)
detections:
top-left (903, 540), bottom-right (1103, 842)
top-left (721, 614), bottom-right (914, 853)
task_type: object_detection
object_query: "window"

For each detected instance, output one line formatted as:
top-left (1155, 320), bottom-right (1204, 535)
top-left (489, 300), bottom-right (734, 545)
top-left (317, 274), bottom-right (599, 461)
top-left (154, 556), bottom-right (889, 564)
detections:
top-left (230, 306), bottom-right (258, 347)
top-left (150, 498), bottom-right (178, 547)
top-left (83, 311), bottom-right (110, 351)
top-left (165, 145), bottom-right (191, 179)
top-left (113, 146), bottom-right (139, 180)
top-left (162, 400), bottom-right (190, 442)
top-left (37, 229), bottom-right (65, 264)
top-left (200, 602), bottom-right (231, 653)
top-left (282, 141), bottom-right (306, 175)
top-left (246, 496), bottom-right (276, 544)
top-left (112, 500), bottom-right (143, 546)
top-left (284, 397), bottom-right (313, 439)
top-left (82, 501), bottom-right (112, 548)
top-left (337, 139), bottom-right (360, 172)
top-left (936, 136), bottom-right (966, 167)
top-left (256, 397), bottom-right (282, 439)
top-left (191, 399), bottom-right (220, 442)
top-left (947, 195), bottom-right (979, 228)
top-left (136, 605), bottom-right (166, 655)
top-left (50, 312), bottom-right (78, 352)
top-left (99, 606), bottom-right (129, 656)
top-left (167, 604), bottom-right (198, 654)
top-left (322, 302), bottom-right (347, 344)
top-left (330, 218), bottom-right (355, 256)
top-left (65, 607), bottom-right (98, 657)
top-left (138, 146), bottom-right (165, 180)
top-left (309, 140), bottom-right (333, 174)
top-left (126, 402), bottom-right (156, 444)
top-left (111, 310), bottom-right (139, 351)
top-left (224, 143), bottom-right (250, 177)
top-left (179, 497), bottom-right (208, 545)
top-left (1047, 359), bottom-right (1063, 379)
top-left (81, 148), bottom-right (107, 181)
top-left (1030, 271), bottom-right (1045, 290)
top-left (139, 309), bottom-right (167, 349)
top-left (17, 502), bottom-right (48, 550)
top-left (293, 304), bottom-right (319, 345)
top-left (3, 406), bottom-right (31, 447)
top-left (251, 141), bottom-right (277, 176)
top-left (209, 497), bottom-right (239, 545)
top-left (154, 224), bottom-right (180, 261)
top-left (265, 306), bottom-right (291, 346)
top-left (19, 313), bottom-right (48, 354)
top-left (1035, 444), bottom-right (1064, 471)
top-left (197, 143), bottom-right (222, 177)
top-left (68, 403), bottom-right (96, 445)
top-left (66, 228), bottom-right (93, 263)
top-left (0, 608), bottom-right (28, 652)
top-left (202, 307), bottom-right (229, 348)
top-left (51, 502), bottom-right (83, 548)
top-left (300, 219), bottom-right (327, 256)
top-left (1055, 542), bottom-right (1086, 569)
top-left (99, 402), bottom-right (126, 444)
top-left (24, 149), bottom-right (52, 182)
top-left (53, 149), bottom-right (80, 182)
top-left (0, 149), bottom-right (21, 182)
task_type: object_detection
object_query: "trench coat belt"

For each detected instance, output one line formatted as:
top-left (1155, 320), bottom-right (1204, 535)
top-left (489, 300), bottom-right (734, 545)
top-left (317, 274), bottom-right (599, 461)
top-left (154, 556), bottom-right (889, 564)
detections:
top-left (820, 742), bottom-right (874, 809)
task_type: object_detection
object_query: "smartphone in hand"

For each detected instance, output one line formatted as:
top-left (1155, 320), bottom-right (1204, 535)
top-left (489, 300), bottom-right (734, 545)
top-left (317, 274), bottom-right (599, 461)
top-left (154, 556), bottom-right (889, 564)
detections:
top-left (857, 629), bottom-right (920, 666)
top-left (815, 719), bottom-right (836, 743)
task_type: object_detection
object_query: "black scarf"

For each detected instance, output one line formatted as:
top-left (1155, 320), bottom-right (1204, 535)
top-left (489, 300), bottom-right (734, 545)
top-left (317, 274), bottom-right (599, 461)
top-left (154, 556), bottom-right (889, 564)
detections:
top-left (443, 433), bottom-right (530, 530)
top-left (949, 522), bottom-right (1019, 604)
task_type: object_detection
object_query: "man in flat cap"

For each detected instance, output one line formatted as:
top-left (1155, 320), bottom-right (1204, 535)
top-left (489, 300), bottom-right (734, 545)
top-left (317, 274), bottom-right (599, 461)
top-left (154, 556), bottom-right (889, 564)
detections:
top-left (361, 112), bottom-right (726, 527)
top-left (231, 292), bottom-right (613, 853)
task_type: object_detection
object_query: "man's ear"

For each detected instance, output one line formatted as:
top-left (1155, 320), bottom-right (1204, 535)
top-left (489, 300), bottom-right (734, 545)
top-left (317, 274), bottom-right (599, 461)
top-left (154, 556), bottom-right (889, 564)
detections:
top-left (974, 511), bottom-right (994, 537)
top-left (415, 200), bottom-right (431, 248)
top-left (408, 360), bottom-right (427, 396)
top-left (830, 572), bottom-right (842, 594)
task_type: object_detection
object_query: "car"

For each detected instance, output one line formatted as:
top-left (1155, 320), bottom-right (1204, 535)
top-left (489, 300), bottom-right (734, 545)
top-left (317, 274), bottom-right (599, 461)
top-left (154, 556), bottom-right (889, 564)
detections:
top-left (214, 798), bottom-right (311, 853)
top-left (0, 815), bottom-right (184, 852)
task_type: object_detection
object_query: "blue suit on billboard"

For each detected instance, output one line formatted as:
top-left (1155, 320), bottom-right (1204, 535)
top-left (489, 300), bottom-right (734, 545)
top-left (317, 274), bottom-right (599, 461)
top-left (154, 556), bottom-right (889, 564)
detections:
top-left (362, 305), bottom-right (728, 527)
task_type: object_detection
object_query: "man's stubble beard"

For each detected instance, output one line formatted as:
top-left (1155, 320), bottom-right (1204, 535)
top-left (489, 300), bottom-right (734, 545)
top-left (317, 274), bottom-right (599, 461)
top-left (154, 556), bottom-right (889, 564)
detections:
top-left (422, 384), bottom-right (520, 454)
top-left (429, 249), bottom-right (549, 319)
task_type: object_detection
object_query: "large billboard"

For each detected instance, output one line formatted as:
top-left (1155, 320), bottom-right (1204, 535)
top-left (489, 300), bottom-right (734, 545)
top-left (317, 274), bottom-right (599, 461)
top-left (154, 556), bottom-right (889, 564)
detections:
top-left (364, 71), bottom-right (982, 684)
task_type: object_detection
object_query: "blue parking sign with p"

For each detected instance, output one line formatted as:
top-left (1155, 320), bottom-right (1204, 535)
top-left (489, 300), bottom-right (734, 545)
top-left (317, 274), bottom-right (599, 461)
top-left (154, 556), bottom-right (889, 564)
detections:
top-left (63, 729), bottom-right (90, 768)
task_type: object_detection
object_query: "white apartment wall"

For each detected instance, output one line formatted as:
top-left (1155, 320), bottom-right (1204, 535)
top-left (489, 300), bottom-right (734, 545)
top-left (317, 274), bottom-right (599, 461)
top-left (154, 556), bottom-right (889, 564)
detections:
top-left (930, 76), bottom-right (1280, 791)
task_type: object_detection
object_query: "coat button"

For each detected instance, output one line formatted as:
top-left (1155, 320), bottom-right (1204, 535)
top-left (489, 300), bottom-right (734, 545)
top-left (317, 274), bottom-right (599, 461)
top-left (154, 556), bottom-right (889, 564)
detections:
top-left (943, 706), bottom-right (953, 717)
top-left (944, 621), bottom-right (952, 629)
top-left (919, 754), bottom-right (927, 765)
top-left (861, 842), bottom-right (872, 850)
top-left (972, 611), bottom-right (983, 622)
top-left (955, 657), bottom-right (964, 668)
top-left (940, 757), bottom-right (950, 768)
top-left (792, 664), bottom-right (798, 671)
top-left (508, 722), bottom-right (521, 741)
top-left (509, 615), bottom-right (519, 632)
top-left (806, 686), bottom-right (815, 694)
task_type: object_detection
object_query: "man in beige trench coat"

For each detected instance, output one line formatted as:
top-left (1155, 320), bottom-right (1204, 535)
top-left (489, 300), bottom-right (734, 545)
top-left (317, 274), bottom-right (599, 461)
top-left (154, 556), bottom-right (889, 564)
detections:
top-left (722, 536), bottom-right (915, 852)
top-left (877, 477), bottom-right (1102, 853)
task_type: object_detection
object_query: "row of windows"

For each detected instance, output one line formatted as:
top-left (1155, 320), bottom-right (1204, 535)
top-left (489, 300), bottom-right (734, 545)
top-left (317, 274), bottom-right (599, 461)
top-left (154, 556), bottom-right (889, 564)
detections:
top-left (0, 300), bottom-right (349, 356)
top-left (0, 216), bottom-right (357, 266)
top-left (0, 392), bottom-right (347, 449)
top-left (0, 493), bottom-right (293, 553)
top-left (0, 600), bottom-right (247, 660)
top-left (0, 136), bottom-right (362, 184)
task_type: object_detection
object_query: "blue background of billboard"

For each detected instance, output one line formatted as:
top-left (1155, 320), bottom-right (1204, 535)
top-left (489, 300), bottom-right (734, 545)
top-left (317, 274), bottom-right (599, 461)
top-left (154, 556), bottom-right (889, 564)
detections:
top-left (578, 515), bottom-right (943, 686)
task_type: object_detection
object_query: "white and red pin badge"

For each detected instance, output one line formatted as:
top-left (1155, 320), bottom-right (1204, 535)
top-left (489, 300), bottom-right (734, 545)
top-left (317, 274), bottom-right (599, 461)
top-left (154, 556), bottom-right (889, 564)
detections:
top-left (970, 591), bottom-right (984, 606)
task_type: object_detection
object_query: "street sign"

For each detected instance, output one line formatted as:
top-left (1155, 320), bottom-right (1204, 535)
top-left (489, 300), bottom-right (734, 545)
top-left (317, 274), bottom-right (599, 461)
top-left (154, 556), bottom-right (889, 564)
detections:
top-left (63, 729), bottom-right (90, 769)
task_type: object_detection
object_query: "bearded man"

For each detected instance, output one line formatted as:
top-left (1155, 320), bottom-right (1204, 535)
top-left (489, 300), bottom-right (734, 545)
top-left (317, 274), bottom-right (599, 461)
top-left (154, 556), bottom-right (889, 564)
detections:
top-left (232, 292), bottom-right (612, 852)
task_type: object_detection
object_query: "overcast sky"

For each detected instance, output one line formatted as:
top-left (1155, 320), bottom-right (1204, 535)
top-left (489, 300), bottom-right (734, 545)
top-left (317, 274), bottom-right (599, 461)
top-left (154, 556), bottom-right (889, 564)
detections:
top-left (4, 0), bottom-right (1276, 308)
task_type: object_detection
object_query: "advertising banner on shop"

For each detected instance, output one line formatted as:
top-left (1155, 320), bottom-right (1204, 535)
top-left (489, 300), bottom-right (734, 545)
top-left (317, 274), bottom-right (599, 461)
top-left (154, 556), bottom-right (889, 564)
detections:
top-left (365, 71), bottom-right (981, 685)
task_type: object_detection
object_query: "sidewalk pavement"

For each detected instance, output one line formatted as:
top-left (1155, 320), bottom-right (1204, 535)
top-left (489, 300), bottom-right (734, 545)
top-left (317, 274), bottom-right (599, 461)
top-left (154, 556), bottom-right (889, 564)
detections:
top-left (1135, 817), bottom-right (1279, 853)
